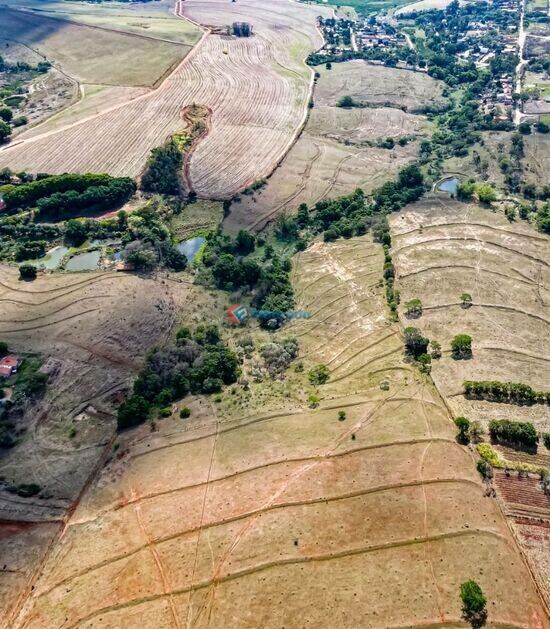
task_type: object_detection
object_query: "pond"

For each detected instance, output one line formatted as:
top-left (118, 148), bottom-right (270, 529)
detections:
top-left (177, 236), bottom-right (205, 263)
top-left (65, 250), bottom-right (101, 272)
top-left (21, 245), bottom-right (69, 270)
top-left (437, 176), bottom-right (460, 195)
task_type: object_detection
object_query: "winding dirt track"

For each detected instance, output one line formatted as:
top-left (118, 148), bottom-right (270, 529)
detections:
top-left (0, 0), bottom-right (329, 199)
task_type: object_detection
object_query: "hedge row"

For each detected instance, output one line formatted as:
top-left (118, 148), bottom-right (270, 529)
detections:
top-left (464, 380), bottom-right (549, 405)
top-left (488, 419), bottom-right (538, 450)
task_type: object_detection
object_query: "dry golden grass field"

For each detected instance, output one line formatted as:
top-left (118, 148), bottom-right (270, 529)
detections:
top-left (0, 0), bottom-right (330, 199)
top-left (225, 63), bottom-right (437, 232)
top-left (0, 265), bottom-right (214, 621)
top-left (5, 236), bottom-right (547, 628)
top-left (390, 194), bottom-right (550, 610)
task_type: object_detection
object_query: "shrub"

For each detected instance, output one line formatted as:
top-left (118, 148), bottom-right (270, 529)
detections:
top-left (430, 340), bottom-right (441, 359)
top-left (180, 407), bottom-right (191, 419)
top-left (489, 419), bottom-right (538, 451)
top-left (308, 364), bottom-right (330, 385)
top-left (8, 483), bottom-right (41, 498)
top-left (454, 416), bottom-right (470, 444)
top-left (451, 334), bottom-right (472, 359)
top-left (158, 407), bottom-right (172, 418)
top-left (477, 443), bottom-right (501, 467)
top-left (476, 458), bottom-right (493, 480)
top-left (543, 433), bottom-right (550, 449)
top-left (405, 298), bottom-right (422, 317)
top-left (460, 580), bottom-right (487, 628)
top-left (337, 95), bottom-right (356, 108)
top-left (460, 293), bottom-right (472, 308)
top-left (338, 410), bottom-right (346, 421)
top-left (308, 392), bottom-right (319, 408)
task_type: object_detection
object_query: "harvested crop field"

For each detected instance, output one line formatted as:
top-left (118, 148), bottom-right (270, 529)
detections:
top-left (225, 62), bottom-right (436, 231)
top-left (0, 0), bottom-right (330, 199)
top-left (0, 7), bottom-right (192, 87)
top-left (7, 236), bottom-right (547, 628)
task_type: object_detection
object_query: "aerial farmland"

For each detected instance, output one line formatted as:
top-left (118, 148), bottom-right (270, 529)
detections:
top-left (0, 0), bottom-right (549, 626)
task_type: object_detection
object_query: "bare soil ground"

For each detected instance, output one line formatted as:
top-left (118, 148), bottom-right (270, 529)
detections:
top-left (0, 265), bottom-right (211, 621)
top-left (0, 0), bottom-right (330, 200)
top-left (390, 194), bottom-right (550, 612)
top-left (0, 7), bottom-right (192, 88)
top-left (7, 236), bottom-right (547, 628)
top-left (225, 62), bottom-right (437, 232)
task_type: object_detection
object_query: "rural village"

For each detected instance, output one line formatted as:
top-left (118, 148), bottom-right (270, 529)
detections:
top-left (0, 0), bottom-right (548, 626)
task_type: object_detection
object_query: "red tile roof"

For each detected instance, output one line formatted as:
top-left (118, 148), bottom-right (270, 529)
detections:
top-left (0, 365), bottom-right (13, 377)
top-left (0, 355), bottom-right (19, 368)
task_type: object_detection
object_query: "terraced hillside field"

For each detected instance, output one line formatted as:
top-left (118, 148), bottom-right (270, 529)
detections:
top-left (390, 194), bottom-right (550, 609)
top-left (0, 0), bottom-right (329, 199)
top-left (225, 62), bottom-right (438, 232)
top-left (0, 265), bottom-right (200, 621)
top-left (8, 236), bottom-right (547, 628)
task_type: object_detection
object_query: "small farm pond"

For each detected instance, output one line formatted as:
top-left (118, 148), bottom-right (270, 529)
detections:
top-left (437, 177), bottom-right (460, 195)
top-left (65, 250), bottom-right (101, 271)
top-left (177, 236), bottom-right (205, 263)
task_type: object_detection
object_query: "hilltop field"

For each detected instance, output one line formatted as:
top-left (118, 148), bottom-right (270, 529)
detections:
top-left (225, 62), bottom-right (441, 232)
top-left (4, 235), bottom-right (547, 628)
top-left (390, 195), bottom-right (550, 608)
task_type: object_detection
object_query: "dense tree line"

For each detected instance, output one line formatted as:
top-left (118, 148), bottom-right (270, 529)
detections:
top-left (36, 177), bottom-right (135, 220)
top-left (489, 419), bottom-right (538, 451)
top-left (117, 325), bottom-right (239, 430)
top-left (1, 173), bottom-right (127, 210)
top-left (464, 380), bottom-right (549, 405)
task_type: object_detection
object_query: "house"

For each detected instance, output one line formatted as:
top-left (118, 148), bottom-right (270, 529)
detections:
top-left (0, 355), bottom-right (21, 378)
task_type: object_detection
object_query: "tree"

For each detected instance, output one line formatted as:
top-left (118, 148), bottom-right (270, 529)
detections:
top-left (0, 341), bottom-right (7, 356)
top-left (64, 219), bottom-right (89, 246)
top-left (0, 120), bottom-right (10, 143)
top-left (235, 229), bottom-right (255, 255)
top-left (476, 184), bottom-right (496, 205)
top-left (117, 395), bottom-right (151, 430)
top-left (19, 264), bottom-right (37, 281)
top-left (337, 95), bottom-right (356, 108)
top-left (469, 420), bottom-right (484, 444)
top-left (325, 61), bottom-right (332, 70)
top-left (308, 364), bottom-right (330, 385)
top-left (518, 121), bottom-right (531, 135)
top-left (536, 120), bottom-right (549, 134)
top-left (454, 416), bottom-right (470, 444)
top-left (404, 327), bottom-right (429, 358)
top-left (0, 107), bottom-right (13, 123)
top-left (476, 458), bottom-right (493, 480)
top-left (460, 293), bottom-right (472, 308)
top-left (338, 410), bottom-right (346, 421)
top-left (405, 298), bottom-right (423, 318)
top-left (460, 580), bottom-right (487, 628)
top-left (451, 334), bottom-right (472, 359)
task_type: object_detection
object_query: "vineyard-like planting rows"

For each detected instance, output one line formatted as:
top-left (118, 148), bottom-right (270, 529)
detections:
top-left (0, 0), bottom-right (329, 198)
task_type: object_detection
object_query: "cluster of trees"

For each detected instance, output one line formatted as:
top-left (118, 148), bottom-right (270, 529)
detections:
top-left (36, 177), bottom-right (135, 220)
top-left (1, 173), bottom-right (129, 211)
top-left (14, 239), bottom-right (46, 261)
top-left (457, 181), bottom-right (497, 204)
top-left (489, 419), bottom-right (538, 451)
top-left (454, 415), bottom-right (484, 445)
top-left (200, 230), bottom-right (295, 327)
top-left (117, 324), bottom-right (239, 430)
top-left (464, 380), bottom-right (549, 405)
top-left (140, 140), bottom-right (183, 196)
top-left (119, 202), bottom-right (186, 272)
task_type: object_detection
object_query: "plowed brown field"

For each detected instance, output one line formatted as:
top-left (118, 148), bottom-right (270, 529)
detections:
top-left (7, 236), bottom-right (547, 628)
top-left (0, 0), bottom-right (329, 199)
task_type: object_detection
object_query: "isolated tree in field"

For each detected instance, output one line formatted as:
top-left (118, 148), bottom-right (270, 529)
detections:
top-left (454, 416), bottom-right (470, 444)
top-left (325, 61), bottom-right (332, 70)
top-left (476, 458), bottom-right (493, 480)
top-left (404, 326), bottom-right (429, 358)
top-left (0, 120), bottom-right (10, 143)
top-left (460, 293), bottom-right (472, 308)
top-left (308, 364), bottom-right (330, 385)
top-left (460, 580), bottom-right (487, 628)
top-left (451, 334), bottom-right (472, 359)
top-left (469, 420), bottom-right (484, 443)
top-left (19, 264), bottom-right (37, 281)
top-left (405, 298), bottom-right (423, 318)
top-left (337, 95), bottom-right (355, 108)
top-left (0, 107), bottom-right (13, 122)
